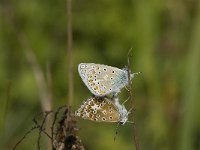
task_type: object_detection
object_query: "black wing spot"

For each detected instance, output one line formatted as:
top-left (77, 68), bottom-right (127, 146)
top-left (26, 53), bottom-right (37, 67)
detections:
top-left (102, 117), bottom-right (106, 121)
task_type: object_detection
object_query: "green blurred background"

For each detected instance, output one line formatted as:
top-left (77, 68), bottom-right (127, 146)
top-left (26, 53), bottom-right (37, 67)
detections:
top-left (0, 0), bottom-right (200, 149)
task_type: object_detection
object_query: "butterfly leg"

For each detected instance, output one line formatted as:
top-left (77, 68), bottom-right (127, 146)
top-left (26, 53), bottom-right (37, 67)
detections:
top-left (122, 96), bottom-right (130, 105)
top-left (126, 120), bottom-right (134, 124)
top-left (124, 85), bottom-right (130, 91)
top-left (128, 107), bottom-right (133, 114)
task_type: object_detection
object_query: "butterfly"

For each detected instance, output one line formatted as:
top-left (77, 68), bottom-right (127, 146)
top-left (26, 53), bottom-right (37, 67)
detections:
top-left (78, 63), bottom-right (140, 96)
top-left (75, 96), bottom-right (129, 125)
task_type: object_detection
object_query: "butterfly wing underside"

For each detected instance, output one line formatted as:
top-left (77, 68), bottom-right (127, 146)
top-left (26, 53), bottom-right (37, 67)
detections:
top-left (78, 63), bottom-right (128, 96)
top-left (75, 97), bottom-right (120, 123)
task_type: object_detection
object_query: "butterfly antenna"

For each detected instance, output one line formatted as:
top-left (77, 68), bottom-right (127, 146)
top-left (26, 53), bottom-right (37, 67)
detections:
top-left (127, 47), bottom-right (133, 59)
top-left (114, 122), bottom-right (121, 141)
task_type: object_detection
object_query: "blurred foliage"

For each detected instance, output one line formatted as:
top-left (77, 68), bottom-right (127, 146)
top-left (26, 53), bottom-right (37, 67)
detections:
top-left (0, 0), bottom-right (200, 150)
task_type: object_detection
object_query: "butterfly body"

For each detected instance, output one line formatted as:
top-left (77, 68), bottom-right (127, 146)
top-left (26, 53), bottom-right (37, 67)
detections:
top-left (75, 96), bottom-right (128, 125)
top-left (78, 63), bottom-right (131, 96)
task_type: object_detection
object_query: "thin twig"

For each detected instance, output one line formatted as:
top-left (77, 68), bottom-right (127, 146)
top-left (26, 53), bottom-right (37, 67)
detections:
top-left (37, 111), bottom-right (52, 150)
top-left (127, 49), bottom-right (140, 150)
top-left (13, 126), bottom-right (39, 150)
top-left (32, 111), bottom-right (52, 139)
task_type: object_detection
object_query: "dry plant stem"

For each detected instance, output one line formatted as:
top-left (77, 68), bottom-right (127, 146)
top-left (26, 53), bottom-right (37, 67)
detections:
top-left (66, 0), bottom-right (73, 106)
top-left (51, 105), bottom-right (67, 148)
top-left (54, 106), bottom-right (85, 150)
top-left (127, 50), bottom-right (140, 150)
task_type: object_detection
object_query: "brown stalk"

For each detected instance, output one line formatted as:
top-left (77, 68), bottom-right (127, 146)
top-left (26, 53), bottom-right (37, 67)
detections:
top-left (127, 49), bottom-right (141, 150)
top-left (66, 0), bottom-right (73, 106)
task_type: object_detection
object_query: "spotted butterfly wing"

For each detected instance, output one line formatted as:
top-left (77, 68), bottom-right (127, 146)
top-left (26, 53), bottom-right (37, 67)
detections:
top-left (75, 96), bottom-right (121, 123)
top-left (78, 63), bottom-right (129, 96)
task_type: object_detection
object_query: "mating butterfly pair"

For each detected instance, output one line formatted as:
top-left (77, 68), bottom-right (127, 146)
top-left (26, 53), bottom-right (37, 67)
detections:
top-left (75, 63), bottom-right (138, 125)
